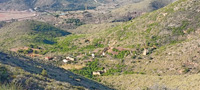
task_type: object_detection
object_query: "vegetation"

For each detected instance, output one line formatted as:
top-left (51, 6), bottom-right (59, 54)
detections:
top-left (0, 83), bottom-right (23, 90)
top-left (103, 64), bottom-right (126, 76)
top-left (0, 66), bottom-right (10, 83)
top-left (114, 50), bottom-right (130, 59)
top-left (29, 21), bottom-right (71, 44)
top-left (1, 0), bottom-right (200, 89)
top-left (66, 18), bottom-right (84, 26)
top-left (41, 69), bottom-right (48, 77)
top-left (72, 59), bottom-right (103, 78)
top-left (150, 0), bottom-right (173, 10)
top-left (171, 20), bottom-right (189, 35)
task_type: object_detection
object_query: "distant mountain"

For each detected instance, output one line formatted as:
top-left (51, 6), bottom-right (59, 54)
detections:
top-left (0, 0), bottom-right (97, 11)
top-left (0, 0), bottom-right (175, 11)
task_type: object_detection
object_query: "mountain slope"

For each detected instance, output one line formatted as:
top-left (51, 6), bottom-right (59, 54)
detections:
top-left (0, 51), bottom-right (113, 90)
top-left (89, 0), bottom-right (200, 48)
top-left (86, 0), bottom-right (200, 89)
top-left (0, 20), bottom-right (70, 49)
top-left (62, 0), bottom-right (200, 76)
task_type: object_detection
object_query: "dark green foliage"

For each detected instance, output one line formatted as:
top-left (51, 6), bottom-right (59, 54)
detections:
top-left (132, 55), bottom-right (137, 59)
top-left (186, 28), bottom-right (195, 34)
top-left (183, 68), bottom-right (190, 73)
top-left (66, 18), bottom-right (84, 26)
top-left (0, 83), bottom-right (23, 90)
top-left (123, 71), bottom-right (135, 74)
top-left (114, 50), bottom-right (130, 59)
top-left (55, 15), bottom-right (59, 18)
top-left (30, 21), bottom-right (70, 37)
top-left (139, 72), bottom-right (146, 74)
top-left (112, 48), bottom-right (119, 52)
top-left (92, 39), bottom-right (105, 48)
top-left (103, 64), bottom-right (126, 76)
top-left (41, 69), bottom-right (48, 77)
top-left (172, 21), bottom-right (189, 35)
top-left (48, 35), bottom-right (84, 52)
top-left (28, 44), bottom-right (40, 49)
top-left (71, 59), bottom-right (103, 78)
top-left (0, 21), bottom-right (6, 28)
top-left (0, 66), bottom-right (10, 83)
top-left (150, 0), bottom-right (172, 10)
top-left (82, 45), bottom-right (96, 50)
top-left (17, 48), bottom-right (33, 54)
top-left (147, 36), bottom-right (159, 47)
top-left (17, 49), bottom-right (24, 53)
top-left (29, 21), bottom-right (71, 44)
top-left (26, 48), bottom-right (33, 54)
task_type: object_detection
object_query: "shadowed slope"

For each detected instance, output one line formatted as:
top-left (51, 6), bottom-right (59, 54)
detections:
top-left (0, 51), bottom-right (113, 90)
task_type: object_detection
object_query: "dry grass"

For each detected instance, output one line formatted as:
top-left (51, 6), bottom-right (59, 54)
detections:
top-left (99, 74), bottom-right (200, 90)
top-left (61, 64), bottom-right (85, 70)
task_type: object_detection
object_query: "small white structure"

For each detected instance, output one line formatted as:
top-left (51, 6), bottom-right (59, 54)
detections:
top-left (66, 56), bottom-right (75, 61)
top-left (92, 53), bottom-right (95, 58)
top-left (143, 49), bottom-right (149, 55)
top-left (45, 57), bottom-right (53, 60)
top-left (102, 52), bottom-right (105, 56)
top-left (93, 71), bottom-right (101, 76)
top-left (63, 59), bottom-right (68, 63)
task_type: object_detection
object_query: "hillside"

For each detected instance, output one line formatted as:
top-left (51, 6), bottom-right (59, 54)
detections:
top-left (0, 20), bottom-right (71, 49)
top-left (0, 0), bottom-right (200, 89)
top-left (83, 0), bottom-right (200, 89)
top-left (0, 51), bottom-right (112, 90)
top-left (56, 0), bottom-right (200, 89)
top-left (75, 0), bottom-right (200, 73)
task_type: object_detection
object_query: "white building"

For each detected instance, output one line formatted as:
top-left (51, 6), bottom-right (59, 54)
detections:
top-left (92, 53), bottom-right (95, 58)
top-left (63, 59), bottom-right (68, 63)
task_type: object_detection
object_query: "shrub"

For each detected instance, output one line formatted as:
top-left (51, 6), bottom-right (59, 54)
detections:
top-left (71, 59), bottom-right (103, 78)
top-left (41, 69), bottom-right (48, 77)
top-left (114, 50), bottom-right (130, 59)
top-left (17, 49), bottom-right (24, 53)
top-left (0, 83), bottom-right (23, 90)
top-left (66, 18), bottom-right (84, 26)
top-left (0, 66), bottom-right (10, 83)
top-left (183, 68), bottom-right (190, 73)
top-left (172, 20), bottom-right (189, 35)
top-left (103, 64), bottom-right (126, 76)
top-left (112, 48), bottom-right (119, 52)
top-left (28, 44), bottom-right (39, 49)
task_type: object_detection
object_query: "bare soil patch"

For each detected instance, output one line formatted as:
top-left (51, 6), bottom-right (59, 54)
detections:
top-left (0, 11), bottom-right (36, 21)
